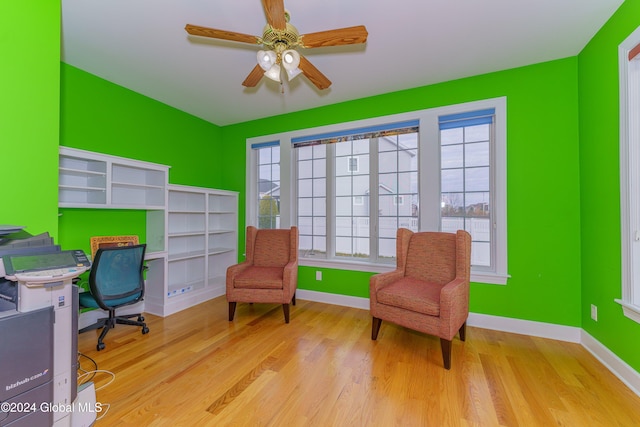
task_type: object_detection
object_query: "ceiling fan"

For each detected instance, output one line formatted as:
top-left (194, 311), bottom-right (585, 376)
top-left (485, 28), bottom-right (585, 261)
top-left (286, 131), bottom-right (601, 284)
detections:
top-left (185, 0), bottom-right (368, 90)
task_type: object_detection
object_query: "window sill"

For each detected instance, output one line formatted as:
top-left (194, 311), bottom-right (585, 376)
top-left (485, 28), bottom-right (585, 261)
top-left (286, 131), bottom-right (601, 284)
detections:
top-left (615, 299), bottom-right (640, 324)
top-left (299, 258), bottom-right (509, 285)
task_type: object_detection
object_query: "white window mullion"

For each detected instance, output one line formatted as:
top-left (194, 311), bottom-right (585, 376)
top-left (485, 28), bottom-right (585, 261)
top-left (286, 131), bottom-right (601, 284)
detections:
top-left (327, 143), bottom-right (336, 259)
top-left (370, 137), bottom-right (380, 262)
top-left (420, 113), bottom-right (441, 232)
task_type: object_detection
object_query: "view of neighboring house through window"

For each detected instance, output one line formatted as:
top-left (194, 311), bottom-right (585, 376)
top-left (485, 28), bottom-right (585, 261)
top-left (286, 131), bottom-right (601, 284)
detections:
top-left (246, 97), bottom-right (508, 284)
top-left (294, 121), bottom-right (419, 263)
top-left (439, 109), bottom-right (494, 268)
top-left (297, 144), bottom-right (327, 257)
top-left (254, 141), bottom-right (280, 229)
top-left (378, 133), bottom-right (419, 261)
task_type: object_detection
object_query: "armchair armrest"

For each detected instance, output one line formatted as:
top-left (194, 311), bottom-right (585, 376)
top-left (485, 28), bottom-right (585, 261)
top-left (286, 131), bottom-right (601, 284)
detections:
top-left (226, 261), bottom-right (253, 290)
top-left (282, 260), bottom-right (299, 298)
top-left (369, 270), bottom-right (404, 305)
top-left (439, 277), bottom-right (470, 337)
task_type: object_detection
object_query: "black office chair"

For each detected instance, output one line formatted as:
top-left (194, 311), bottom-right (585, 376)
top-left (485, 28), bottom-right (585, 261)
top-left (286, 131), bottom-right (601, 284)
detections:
top-left (79, 244), bottom-right (149, 351)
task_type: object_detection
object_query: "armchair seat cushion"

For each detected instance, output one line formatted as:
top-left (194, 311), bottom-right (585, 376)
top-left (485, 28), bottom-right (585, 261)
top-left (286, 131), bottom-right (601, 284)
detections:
top-left (234, 266), bottom-right (284, 289)
top-left (377, 277), bottom-right (443, 316)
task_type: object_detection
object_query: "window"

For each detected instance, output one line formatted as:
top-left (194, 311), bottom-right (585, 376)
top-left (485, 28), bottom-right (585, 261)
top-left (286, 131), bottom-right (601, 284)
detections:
top-left (439, 109), bottom-right (494, 269)
top-left (253, 142), bottom-right (280, 229)
top-left (246, 98), bottom-right (507, 283)
top-left (618, 26), bottom-right (640, 323)
top-left (293, 121), bottom-right (419, 264)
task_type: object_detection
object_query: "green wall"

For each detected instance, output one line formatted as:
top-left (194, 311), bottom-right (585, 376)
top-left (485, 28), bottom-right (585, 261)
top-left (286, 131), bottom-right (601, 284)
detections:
top-left (578, 0), bottom-right (640, 371)
top-left (221, 58), bottom-right (583, 327)
top-left (1, 2), bottom-right (60, 238)
top-left (10, 0), bottom-right (638, 374)
top-left (58, 64), bottom-right (224, 254)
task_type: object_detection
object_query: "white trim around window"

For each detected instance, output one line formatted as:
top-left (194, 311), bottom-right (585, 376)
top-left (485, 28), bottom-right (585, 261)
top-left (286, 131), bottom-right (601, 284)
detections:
top-left (618, 25), bottom-right (640, 324)
top-left (246, 97), bottom-right (509, 285)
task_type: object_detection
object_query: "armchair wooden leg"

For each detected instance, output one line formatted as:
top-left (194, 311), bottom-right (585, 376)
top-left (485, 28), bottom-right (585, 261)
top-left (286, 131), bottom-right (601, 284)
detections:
top-left (371, 317), bottom-right (382, 340)
top-left (282, 304), bottom-right (290, 323)
top-left (292, 292), bottom-right (296, 306)
top-left (440, 338), bottom-right (452, 370)
top-left (459, 322), bottom-right (467, 341)
top-left (228, 302), bottom-right (237, 321)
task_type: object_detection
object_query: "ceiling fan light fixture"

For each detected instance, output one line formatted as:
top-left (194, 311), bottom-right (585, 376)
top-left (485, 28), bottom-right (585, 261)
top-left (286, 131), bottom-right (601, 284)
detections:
top-left (285, 67), bottom-right (303, 81)
top-left (264, 63), bottom-right (282, 82)
top-left (257, 50), bottom-right (277, 71)
top-left (282, 49), bottom-right (302, 81)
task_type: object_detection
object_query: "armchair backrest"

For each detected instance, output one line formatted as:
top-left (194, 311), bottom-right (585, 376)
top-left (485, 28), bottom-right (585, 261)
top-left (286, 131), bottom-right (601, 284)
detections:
top-left (246, 226), bottom-right (299, 268)
top-left (399, 229), bottom-right (471, 285)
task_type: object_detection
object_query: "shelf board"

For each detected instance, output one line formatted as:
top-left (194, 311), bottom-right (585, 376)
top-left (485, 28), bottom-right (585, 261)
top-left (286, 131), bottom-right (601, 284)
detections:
top-left (208, 229), bottom-right (235, 235)
top-left (59, 185), bottom-right (106, 192)
top-left (112, 181), bottom-right (165, 190)
top-left (59, 167), bottom-right (106, 177)
top-left (208, 247), bottom-right (234, 255)
top-left (169, 209), bottom-right (206, 214)
top-left (168, 231), bottom-right (206, 238)
top-left (168, 250), bottom-right (206, 261)
top-left (111, 205), bottom-right (166, 211)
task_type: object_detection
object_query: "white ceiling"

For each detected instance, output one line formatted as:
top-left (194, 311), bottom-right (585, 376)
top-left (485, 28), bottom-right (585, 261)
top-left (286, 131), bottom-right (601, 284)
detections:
top-left (61, 0), bottom-right (623, 126)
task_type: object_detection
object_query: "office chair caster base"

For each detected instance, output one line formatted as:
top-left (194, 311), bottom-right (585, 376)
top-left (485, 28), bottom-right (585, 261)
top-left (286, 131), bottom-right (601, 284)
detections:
top-left (97, 342), bottom-right (105, 351)
top-left (138, 315), bottom-right (145, 322)
top-left (142, 326), bottom-right (149, 334)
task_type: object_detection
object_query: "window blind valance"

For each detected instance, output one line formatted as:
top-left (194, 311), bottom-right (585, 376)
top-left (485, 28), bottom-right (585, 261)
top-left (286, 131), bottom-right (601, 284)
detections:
top-left (438, 108), bottom-right (495, 130)
top-left (291, 120), bottom-right (419, 149)
top-left (250, 140), bottom-right (279, 149)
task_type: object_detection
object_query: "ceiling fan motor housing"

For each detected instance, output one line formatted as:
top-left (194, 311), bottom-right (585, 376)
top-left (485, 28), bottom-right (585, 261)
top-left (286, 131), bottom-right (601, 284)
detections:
top-left (261, 23), bottom-right (300, 51)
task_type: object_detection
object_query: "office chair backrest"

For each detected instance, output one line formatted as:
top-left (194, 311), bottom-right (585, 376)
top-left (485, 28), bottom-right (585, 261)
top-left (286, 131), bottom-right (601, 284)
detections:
top-left (89, 244), bottom-right (146, 304)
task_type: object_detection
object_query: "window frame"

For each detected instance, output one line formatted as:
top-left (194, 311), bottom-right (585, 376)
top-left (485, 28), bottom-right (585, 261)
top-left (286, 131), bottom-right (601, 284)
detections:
top-left (246, 97), bottom-right (508, 284)
top-left (617, 26), bottom-right (640, 324)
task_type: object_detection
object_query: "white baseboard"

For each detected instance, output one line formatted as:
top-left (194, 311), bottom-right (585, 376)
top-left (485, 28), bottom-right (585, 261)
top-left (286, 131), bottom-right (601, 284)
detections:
top-left (467, 312), bottom-right (582, 343)
top-left (297, 289), bottom-right (370, 310)
top-left (297, 290), bottom-right (640, 398)
top-left (581, 330), bottom-right (640, 397)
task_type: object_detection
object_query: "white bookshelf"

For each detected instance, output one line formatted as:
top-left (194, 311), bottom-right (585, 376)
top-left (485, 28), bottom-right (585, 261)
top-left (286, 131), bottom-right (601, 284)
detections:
top-left (58, 147), bottom-right (239, 318)
top-left (159, 184), bottom-right (238, 316)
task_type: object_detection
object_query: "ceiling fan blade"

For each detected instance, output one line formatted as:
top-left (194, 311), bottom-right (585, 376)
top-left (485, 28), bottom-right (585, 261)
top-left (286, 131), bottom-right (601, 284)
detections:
top-left (262, 0), bottom-right (287, 30)
top-left (301, 25), bottom-right (368, 48)
top-left (242, 64), bottom-right (264, 88)
top-left (185, 24), bottom-right (259, 44)
top-left (299, 56), bottom-right (332, 90)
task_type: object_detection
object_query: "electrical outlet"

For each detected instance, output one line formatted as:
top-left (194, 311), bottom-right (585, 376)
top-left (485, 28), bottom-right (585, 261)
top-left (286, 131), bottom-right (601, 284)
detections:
top-left (591, 304), bottom-right (598, 321)
top-left (316, 271), bottom-right (322, 281)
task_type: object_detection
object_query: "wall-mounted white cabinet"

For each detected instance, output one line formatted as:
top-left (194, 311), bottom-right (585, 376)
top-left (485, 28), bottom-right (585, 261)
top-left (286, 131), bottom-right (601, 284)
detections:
top-left (59, 147), bottom-right (238, 318)
top-left (59, 147), bottom-right (168, 210)
top-left (153, 184), bottom-right (238, 316)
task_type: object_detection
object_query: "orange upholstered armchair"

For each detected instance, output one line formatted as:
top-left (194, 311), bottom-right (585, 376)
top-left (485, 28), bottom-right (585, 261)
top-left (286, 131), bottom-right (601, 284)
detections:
top-left (226, 226), bottom-right (299, 323)
top-left (370, 228), bottom-right (471, 369)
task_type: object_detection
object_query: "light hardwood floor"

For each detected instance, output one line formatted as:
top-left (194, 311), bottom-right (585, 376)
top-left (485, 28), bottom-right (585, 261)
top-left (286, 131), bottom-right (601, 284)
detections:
top-left (77, 296), bottom-right (640, 426)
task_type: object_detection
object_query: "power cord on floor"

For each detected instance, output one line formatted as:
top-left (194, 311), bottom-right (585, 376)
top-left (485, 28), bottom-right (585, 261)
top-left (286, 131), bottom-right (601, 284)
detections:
top-left (77, 352), bottom-right (115, 421)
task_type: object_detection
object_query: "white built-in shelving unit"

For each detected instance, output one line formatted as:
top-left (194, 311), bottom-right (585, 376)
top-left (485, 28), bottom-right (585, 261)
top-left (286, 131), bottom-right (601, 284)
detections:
top-left (58, 147), bottom-right (238, 317)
